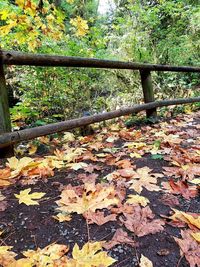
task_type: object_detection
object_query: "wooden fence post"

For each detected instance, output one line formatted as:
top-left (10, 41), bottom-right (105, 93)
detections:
top-left (0, 60), bottom-right (13, 158)
top-left (140, 70), bottom-right (157, 118)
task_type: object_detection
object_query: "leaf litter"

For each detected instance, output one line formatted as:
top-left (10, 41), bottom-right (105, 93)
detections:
top-left (0, 110), bottom-right (200, 266)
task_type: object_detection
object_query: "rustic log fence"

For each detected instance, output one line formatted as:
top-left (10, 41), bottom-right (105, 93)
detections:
top-left (0, 50), bottom-right (200, 158)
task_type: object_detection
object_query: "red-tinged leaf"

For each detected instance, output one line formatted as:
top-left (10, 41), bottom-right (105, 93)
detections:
top-left (103, 229), bottom-right (136, 249)
top-left (163, 180), bottom-right (198, 200)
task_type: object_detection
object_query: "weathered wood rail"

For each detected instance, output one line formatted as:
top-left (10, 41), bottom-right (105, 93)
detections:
top-left (0, 50), bottom-right (200, 157)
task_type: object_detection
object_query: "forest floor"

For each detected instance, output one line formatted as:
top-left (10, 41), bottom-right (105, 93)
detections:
top-left (0, 110), bottom-right (200, 267)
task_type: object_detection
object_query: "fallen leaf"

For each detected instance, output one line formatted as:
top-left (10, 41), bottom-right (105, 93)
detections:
top-left (162, 180), bottom-right (198, 200)
top-left (140, 254), bottom-right (153, 267)
top-left (53, 213), bottom-right (72, 222)
top-left (71, 242), bottom-right (116, 266)
top-left (129, 167), bottom-right (162, 193)
top-left (14, 188), bottom-right (46, 206)
top-left (120, 205), bottom-right (164, 237)
top-left (103, 229), bottom-right (136, 249)
top-left (191, 232), bottom-right (200, 242)
top-left (174, 230), bottom-right (200, 267)
top-left (169, 209), bottom-right (200, 231)
top-left (56, 183), bottom-right (119, 214)
top-left (159, 194), bottom-right (180, 207)
top-left (126, 194), bottom-right (149, 207)
top-left (84, 211), bottom-right (117, 225)
top-left (0, 201), bottom-right (8, 212)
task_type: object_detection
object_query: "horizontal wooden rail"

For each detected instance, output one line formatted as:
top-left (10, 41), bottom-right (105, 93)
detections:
top-left (0, 97), bottom-right (200, 149)
top-left (1, 50), bottom-right (200, 72)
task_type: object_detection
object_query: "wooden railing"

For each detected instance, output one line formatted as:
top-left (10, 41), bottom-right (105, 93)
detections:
top-left (0, 50), bottom-right (200, 157)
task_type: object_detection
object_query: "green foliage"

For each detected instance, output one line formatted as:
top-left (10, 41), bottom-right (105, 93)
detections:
top-left (1, 0), bottom-right (199, 127)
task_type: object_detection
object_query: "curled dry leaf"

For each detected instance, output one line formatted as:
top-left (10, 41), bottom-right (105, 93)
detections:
top-left (103, 228), bottom-right (136, 249)
top-left (120, 206), bottom-right (165, 237)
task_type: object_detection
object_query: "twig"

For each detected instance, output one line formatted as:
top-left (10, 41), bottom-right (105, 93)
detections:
top-left (176, 255), bottom-right (184, 267)
top-left (86, 218), bottom-right (90, 241)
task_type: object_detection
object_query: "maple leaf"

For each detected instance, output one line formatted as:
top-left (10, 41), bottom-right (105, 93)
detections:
top-left (191, 232), bottom-right (200, 242)
top-left (103, 229), bottom-right (136, 249)
top-left (21, 243), bottom-right (69, 266)
top-left (7, 156), bottom-right (35, 178)
top-left (14, 188), bottom-right (46, 205)
top-left (161, 180), bottom-right (198, 200)
top-left (70, 16), bottom-right (89, 36)
top-left (129, 167), bottom-right (163, 193)
top-left (126, 194), bottom-right (149, 207)
top-left (71, 242), bottom-right (116, 266)
top-left (159, 193), bottom-right (180, 207)
top-left (53, 213), bottom-right (72, 223)
top-left (84, 211), bottom-right (117, 225)
top-left (120, 206), bottom-right (165, 237)
top-left (56, 183), bottom-right (119, 214)
top-left (0, 168), bottom-right (12, 186)
top-left (140, 254), bottom-right (153, 267)
top-left (169, 209), bottom-right (200, 230)
top-left (0, 246), bottom-right (17, 266)
top-left (67, 162), bottom-right (88, 170)
top-left (163, 164), bottom-right (200, 180)
top-left (174, 230), bottom-right (200, 267)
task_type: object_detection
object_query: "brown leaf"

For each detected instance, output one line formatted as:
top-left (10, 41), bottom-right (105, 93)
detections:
top-left (174, 230), bottom-right (200, 267)
top-left (159, 194), bottom-right (180, 207)
top-left (120, 206), bottom-right (165, 237)
top-left (157, 249), bottom-right (170, 256)
top-left (103, 229), bottom-right (136, 249)
top-left (0, 201), bottom-right (8, 212)
top-left (84, 211), bottom-right (117, 225)
top-left (115, 159), bottom-right (133, 169)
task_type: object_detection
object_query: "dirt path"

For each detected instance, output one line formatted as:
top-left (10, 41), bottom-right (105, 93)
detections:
top-left (0, 110), bottom-right (200, 266)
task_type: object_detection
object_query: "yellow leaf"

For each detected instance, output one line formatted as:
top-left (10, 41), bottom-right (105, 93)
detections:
top-left (14, 188), bottom-right (46, 206)
top-left (63, 132), bottom-right (75, 142)
top-left (130, 152), bottom-right (142, 158)
top-left (126, 194), bottom-right (149, 207)
top-left (28, 144), bottom-right (37, 155)
top-left (72, 242), bottom-right (116, 266)
top-left (15, 0), bottom-right (25, 8)
top-left (66, 0), bottom-right (74, 3)
top-left (0, 10), bottom-right (9, 20)
top-left (191, 232), bottom-right (200, 242)
top-left (70, 16), bottom-right (89, 36)
top-left (68, 162), bottom-right (88, 170)
top-left (56, 183), bottom-right (119, 214)
top-left (53, 213), bottom-right (72, 222)
top-left (170, 209), bottom-right (200, 229)
top-left (190, 178), bottom-right (200, 185)
top-left (140, 254), bottom-right (153, 267)
top-left (0, 246), bottom-right (17, 266)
